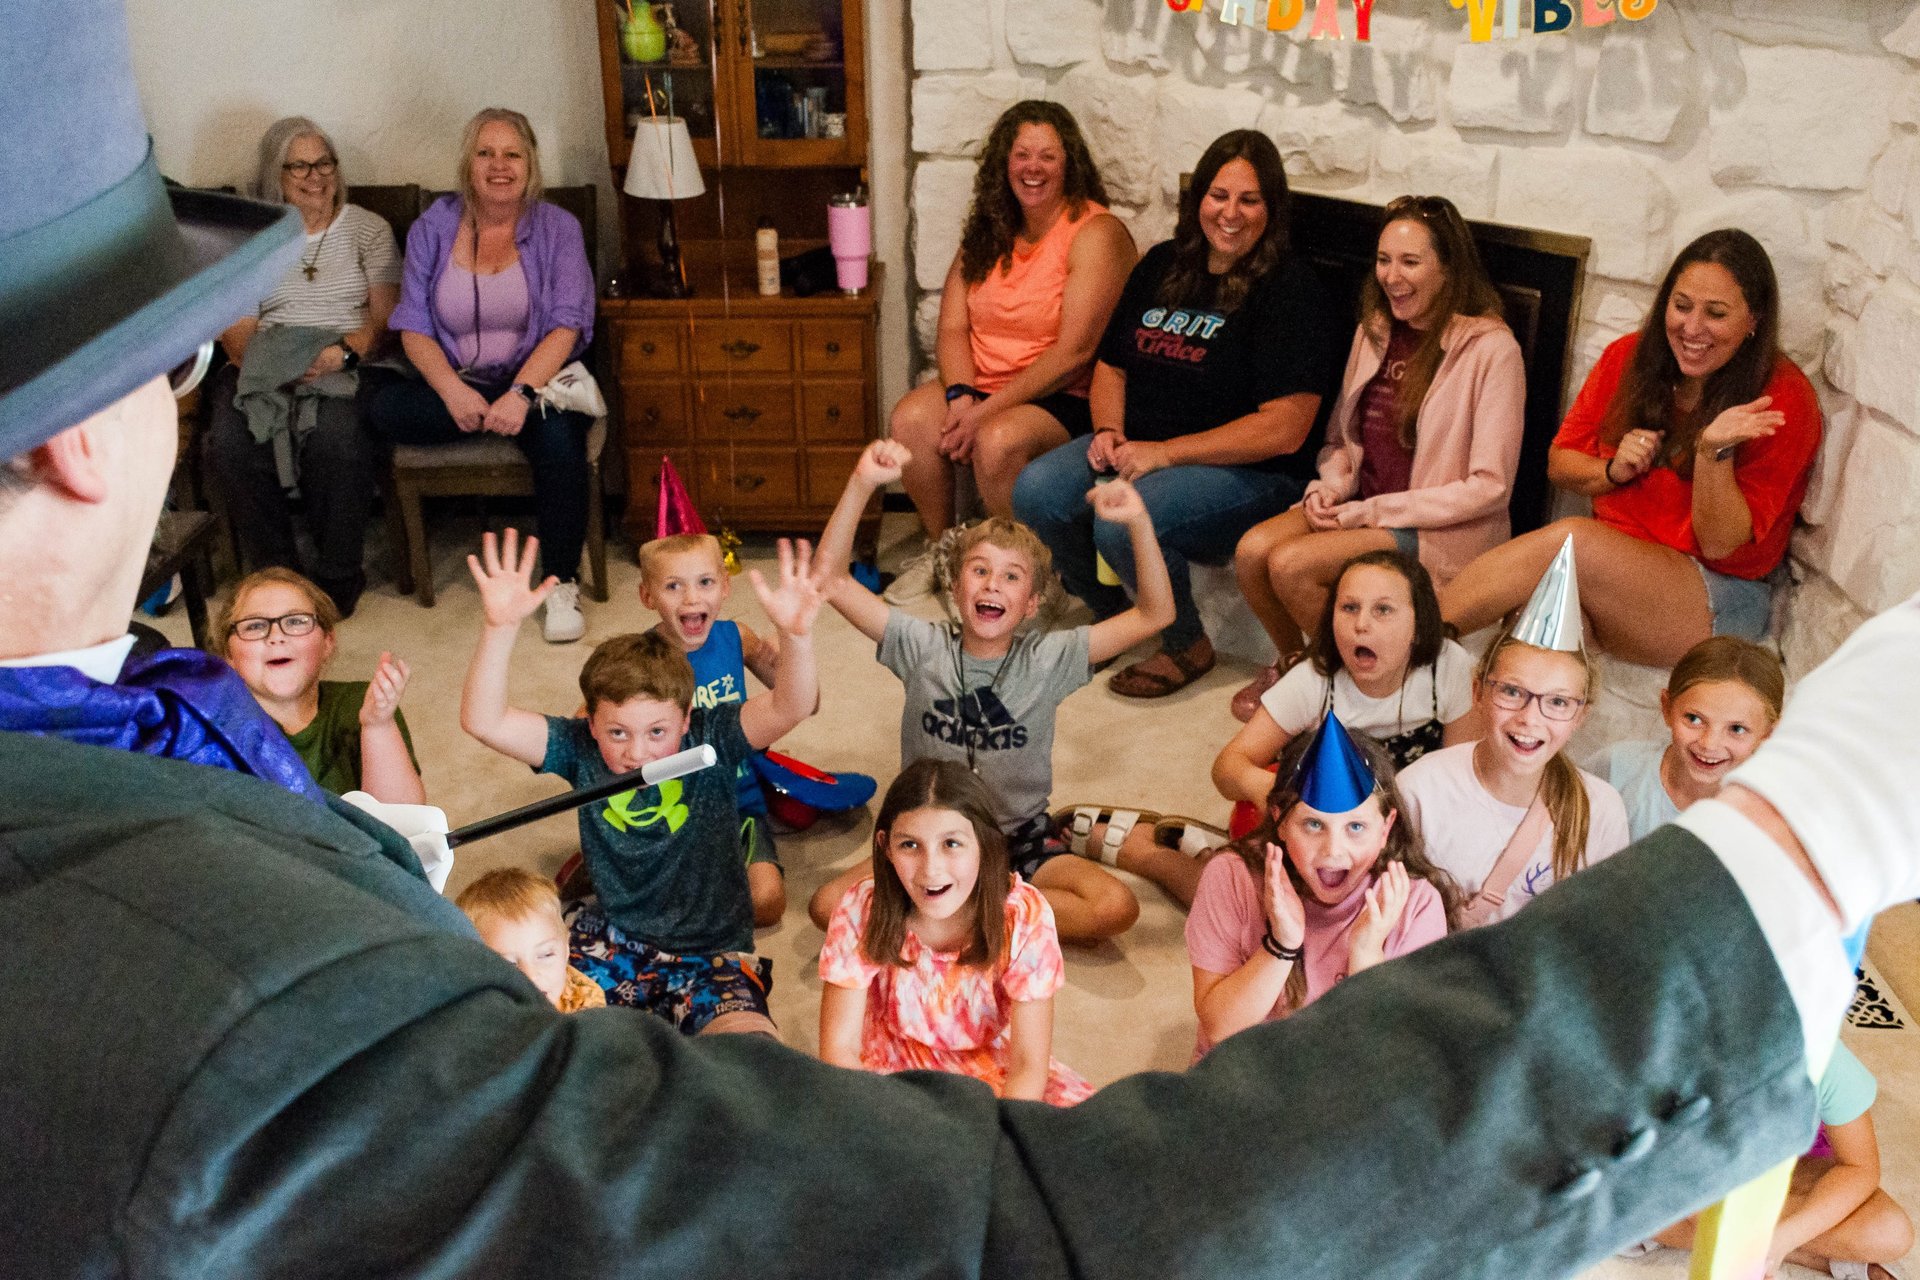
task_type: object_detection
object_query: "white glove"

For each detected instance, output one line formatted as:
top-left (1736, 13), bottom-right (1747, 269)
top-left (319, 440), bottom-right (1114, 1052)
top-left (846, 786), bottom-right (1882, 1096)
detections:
top-left (340, 792), bottom-right (454, 894)
top-left (1727, 591), bottom-right (1920, 934)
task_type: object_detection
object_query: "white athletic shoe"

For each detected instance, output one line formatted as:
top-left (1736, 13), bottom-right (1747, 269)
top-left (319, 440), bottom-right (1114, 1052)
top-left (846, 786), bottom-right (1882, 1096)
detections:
top-left (882, 543), bottom-right (940, 603)
top-left (542, 580), bottom-right (585, 643)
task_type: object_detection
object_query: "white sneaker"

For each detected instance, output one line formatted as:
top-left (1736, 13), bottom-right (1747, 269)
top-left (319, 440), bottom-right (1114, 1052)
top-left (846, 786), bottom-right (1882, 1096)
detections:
top-left (542, 581), bottom-right (585, 643)
top-left (883, 542), bottom-right (940, 603)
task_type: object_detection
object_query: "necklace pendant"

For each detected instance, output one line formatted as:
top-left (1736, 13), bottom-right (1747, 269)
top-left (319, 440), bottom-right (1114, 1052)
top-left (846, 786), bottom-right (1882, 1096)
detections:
top-left (301, 264), bottom-right (317, 281)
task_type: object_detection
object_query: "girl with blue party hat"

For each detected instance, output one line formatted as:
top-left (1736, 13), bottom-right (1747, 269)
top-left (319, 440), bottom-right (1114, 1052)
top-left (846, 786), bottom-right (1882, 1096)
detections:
top-left (1398, 537), bottom-right (1630, 927)
top-left (1185, 711), bottom-right (1463, 1058)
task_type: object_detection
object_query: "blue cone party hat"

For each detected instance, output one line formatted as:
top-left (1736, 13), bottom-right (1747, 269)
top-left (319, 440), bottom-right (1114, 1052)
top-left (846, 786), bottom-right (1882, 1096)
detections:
top-left (1291, 711), bottom-right (1377, 813)
top-left (1510, 534), bottom-right (1584, 653)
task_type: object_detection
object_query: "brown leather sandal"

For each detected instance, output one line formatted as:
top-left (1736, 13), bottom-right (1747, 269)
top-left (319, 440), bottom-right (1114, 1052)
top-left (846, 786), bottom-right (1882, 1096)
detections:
top-left (1108, 635), bottom-right (1216, 699)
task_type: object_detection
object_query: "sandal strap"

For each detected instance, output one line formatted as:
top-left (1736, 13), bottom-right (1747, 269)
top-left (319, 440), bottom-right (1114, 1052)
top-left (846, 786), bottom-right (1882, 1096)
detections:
top-left (1099, 809), bottom-right (1141, 866)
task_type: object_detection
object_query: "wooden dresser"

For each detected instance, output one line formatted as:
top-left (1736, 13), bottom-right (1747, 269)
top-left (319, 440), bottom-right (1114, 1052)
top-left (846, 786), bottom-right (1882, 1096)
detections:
top-left (603, 258), bottom-right (882, 545)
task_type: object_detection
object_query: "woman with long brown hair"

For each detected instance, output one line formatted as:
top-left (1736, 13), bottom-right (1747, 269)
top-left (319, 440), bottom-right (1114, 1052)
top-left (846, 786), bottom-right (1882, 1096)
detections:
top-left (1230, 195), bottom-right (1525, 719)
top-left (1439, 229), bottom-right (1822, 666)
top-left (1014, 129), bottom-right (1343, 698)
top-left (885, 100), bottom-right (1136, 602)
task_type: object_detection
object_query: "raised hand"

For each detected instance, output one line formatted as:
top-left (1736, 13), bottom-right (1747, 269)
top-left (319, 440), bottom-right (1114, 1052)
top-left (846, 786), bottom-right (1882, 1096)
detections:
top-left (1348, 860), bottom-right (1411, 968)
top-left (1087, 476), bottom-right (1147, 526)
top-left (1262, 842), bottom-right (1306, 953)
top-left (856, 438), bottom-right (911, 488)
top-left (1697, 396), bottom-right (1784, 461)
top-left (748, 538), bottom-right (828, 639)
top-left (358, 651), bottom-right (411, 727)
top-left (1608, 427), bottom-right (1666, 485)
top-left (466, 528), bottom-right (556, 629)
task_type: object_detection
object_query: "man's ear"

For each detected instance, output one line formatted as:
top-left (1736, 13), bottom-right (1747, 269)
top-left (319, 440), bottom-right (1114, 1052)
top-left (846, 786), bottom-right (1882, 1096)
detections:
top-left (29, 421), bottom-right (111, 504)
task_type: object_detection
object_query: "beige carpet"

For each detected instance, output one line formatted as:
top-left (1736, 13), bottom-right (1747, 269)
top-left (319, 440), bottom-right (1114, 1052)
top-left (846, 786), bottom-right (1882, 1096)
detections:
top-left (152, 513), bottom-right (1918, 1277)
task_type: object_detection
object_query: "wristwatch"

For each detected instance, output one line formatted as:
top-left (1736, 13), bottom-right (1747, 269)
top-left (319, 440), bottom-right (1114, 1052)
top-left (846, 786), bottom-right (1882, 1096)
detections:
top-left (944, 382), bottom-right (982, 403)
top-left (334, 341), bottom-right (360, 372)
top-left (512, 382), bottom-right (539, 405)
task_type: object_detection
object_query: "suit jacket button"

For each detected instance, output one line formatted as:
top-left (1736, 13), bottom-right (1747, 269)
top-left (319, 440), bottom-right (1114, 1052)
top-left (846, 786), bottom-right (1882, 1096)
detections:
top-left (1667, 1095), bottom-right (1711, 1125)
top-left (1613, 1126), bottom-right (1657, 1164)
top-left (1551, 1166), bottom-right (1603, 1201)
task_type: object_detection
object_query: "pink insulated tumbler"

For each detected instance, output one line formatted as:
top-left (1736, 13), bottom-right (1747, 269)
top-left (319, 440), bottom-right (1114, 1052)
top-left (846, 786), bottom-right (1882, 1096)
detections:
top-left (827, 190), bottom-right (871, 294)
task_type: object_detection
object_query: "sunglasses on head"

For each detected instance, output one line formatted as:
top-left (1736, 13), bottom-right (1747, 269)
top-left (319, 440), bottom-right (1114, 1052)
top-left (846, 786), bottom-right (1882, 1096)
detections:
top-left (168, 340), bottom-right (215, 400)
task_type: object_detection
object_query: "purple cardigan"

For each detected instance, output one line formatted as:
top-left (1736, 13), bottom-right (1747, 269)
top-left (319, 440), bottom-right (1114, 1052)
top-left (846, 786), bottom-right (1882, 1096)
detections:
top-left (389, 195), bottom-right (595, 375)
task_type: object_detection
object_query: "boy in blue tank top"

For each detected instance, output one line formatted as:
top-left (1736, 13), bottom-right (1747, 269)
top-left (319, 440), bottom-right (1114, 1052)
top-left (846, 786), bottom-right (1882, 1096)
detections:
top-left (639, 533), bottom-right (791, 926)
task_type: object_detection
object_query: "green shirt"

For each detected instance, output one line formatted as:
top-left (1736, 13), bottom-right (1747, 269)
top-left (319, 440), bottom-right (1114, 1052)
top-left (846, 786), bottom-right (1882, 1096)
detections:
top-left (284, 680), bottom-right (418, 796)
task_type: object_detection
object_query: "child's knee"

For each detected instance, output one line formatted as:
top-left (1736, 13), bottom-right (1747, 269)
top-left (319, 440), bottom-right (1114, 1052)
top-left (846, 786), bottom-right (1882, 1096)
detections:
top-left (1081, 876), bottom-right (1141, 938)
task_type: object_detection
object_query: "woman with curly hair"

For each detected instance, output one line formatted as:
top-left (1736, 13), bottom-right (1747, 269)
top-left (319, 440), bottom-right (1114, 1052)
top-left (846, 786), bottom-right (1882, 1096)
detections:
top-left (885, 101), bottom-right (1135, 602)
top-left (1014, 130), bottom-right (1343, 697)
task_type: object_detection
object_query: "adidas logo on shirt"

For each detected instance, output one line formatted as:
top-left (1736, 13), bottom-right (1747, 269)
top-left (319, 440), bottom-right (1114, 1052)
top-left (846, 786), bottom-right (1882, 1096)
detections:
top-left (921, 688), bottom-right (1028, 752)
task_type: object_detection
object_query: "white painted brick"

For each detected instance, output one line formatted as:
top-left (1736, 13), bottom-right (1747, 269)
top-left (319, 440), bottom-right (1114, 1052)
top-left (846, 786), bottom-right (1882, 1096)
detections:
top-left (910, 74), bottom-right (1035, 159)
top-left (911, 0), bottom-right (993, 70)
top-left (1826, 250), bottom-right (1878, 318)
top-left (1373, 134), bottom-right (1497, 218)
top-left (1332, 12), bottom-right (1438, 125)
top-left (1006, 0), bottom-right (1103, 68)
top-left (1054, 62), bottom-right (1163, 208)
top-left (1585, 5), bottom-right (1694, 145)
top-left (913, 291), bottom-right (943, 356)
top-left (1883, 1), bottom-right (1920, 60)
top-left (1777, 562), bottom-right (1870, 681)
top-left (1158, 80), bottom-right (1267, 196)
top-left (1708, 42), bottom-right (1901, 191)
top-left (1823, 196), bottom-right (1907, 277)
top-left (1448, 38), bottom-right (1576, 135)
top-left (1795, 409), bottom-right (1920, 614)
top-left (911, 160), bottom-right (977, 290)
top-left (1850, 278), bottom-right (1920, 426)
top-left (1799, 390), bottom-right (1858, 528)
top-left (1496, 148), bottom-right (1674, 284)
top-left (1256, 98), bottom-right (1373, 185)
top-left (1869, 133), bottom-right (1919, 217)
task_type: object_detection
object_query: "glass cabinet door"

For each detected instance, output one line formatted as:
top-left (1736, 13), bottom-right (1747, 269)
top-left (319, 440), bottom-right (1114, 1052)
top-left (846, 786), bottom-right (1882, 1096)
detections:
top-left (726, 0), bottom-right (867, 166)
top-left (610, 0), bottom-right (720, 167)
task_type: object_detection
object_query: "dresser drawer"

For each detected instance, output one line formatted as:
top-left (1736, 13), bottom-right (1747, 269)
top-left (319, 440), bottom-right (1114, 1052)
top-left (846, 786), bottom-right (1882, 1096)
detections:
top-left (618, 322), bottom-right (684, 379)
top-left (799, 320), bottom-right (865, 374)
top-left (804, 447), bottom-right (868, 509)
top-left (696, 381), bottom-right (796, 442)
top-left (702, 450), bottom-right (801, 511)
top-left (620, 381), bottom-right (690, 443)
top-left (692, 320), bottom-right (792, 374)
top-left (800, 380), bottom-right (867, 444)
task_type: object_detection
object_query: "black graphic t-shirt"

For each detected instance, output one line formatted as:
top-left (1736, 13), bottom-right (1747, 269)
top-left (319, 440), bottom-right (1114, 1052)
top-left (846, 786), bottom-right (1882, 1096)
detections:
top-left (1096, 240), bottom-right (1341, 475)
top-left (878, 608), bottom-right (1092, 832)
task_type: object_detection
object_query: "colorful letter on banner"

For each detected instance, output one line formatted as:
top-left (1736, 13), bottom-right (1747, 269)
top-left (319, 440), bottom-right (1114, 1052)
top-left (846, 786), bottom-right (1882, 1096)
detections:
top-left (1266, 0), bottom-right (1304, 30)
top-left (1219, 0), bottom-right (1258, 26)
top-left (1535, 0), bottom-right (1575, 32)
top-left (1689, 1160), bottom-right (1796, 1280)
top-left (1451, 0), bottom-right (1500, 43)
top-left (1619, 0), bottom-right (1658, 17)
top-left (1307, 0), bottom-right (1341, 38)
top-left (1352, 0), bottom-right (1376, 40)
top-left (1167, 0), bottom-right (1203, 13)
top-left (1581, 0), bottom-right (1615, 26)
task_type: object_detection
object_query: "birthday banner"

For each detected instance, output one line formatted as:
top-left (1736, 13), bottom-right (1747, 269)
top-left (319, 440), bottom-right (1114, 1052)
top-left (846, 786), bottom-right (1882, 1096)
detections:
top-left (1164, 0), bottom-right (1660, 43)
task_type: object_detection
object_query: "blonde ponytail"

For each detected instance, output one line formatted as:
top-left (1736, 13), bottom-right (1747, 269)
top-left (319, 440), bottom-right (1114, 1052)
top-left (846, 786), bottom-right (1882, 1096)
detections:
top-left (1539, 753), bottom-right (1591, 883)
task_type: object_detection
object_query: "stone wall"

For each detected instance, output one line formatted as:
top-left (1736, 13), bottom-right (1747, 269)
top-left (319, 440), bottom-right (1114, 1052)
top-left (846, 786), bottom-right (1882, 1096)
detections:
top-left (906, 0), bottom-right (1920, 678)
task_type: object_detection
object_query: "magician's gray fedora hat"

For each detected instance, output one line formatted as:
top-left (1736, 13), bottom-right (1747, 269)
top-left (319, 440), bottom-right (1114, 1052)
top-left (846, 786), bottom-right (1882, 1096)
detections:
top-left (0, 0), bottom-right (304, 458)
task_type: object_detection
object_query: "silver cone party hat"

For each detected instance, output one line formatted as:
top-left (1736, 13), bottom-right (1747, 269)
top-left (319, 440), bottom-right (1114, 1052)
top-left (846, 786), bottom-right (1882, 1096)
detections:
top-left (1510, 535), bottom-right (1583, 652)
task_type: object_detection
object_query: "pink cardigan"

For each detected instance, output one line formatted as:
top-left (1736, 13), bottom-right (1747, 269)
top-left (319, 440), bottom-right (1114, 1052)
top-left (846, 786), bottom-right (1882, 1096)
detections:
top-left (1309, 312), bottom-right (1527, 585)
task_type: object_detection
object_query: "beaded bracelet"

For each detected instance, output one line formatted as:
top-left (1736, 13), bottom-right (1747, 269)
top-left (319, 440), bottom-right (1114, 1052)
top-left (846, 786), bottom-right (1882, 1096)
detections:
top-left (1260, 930), bottom-right (1302, 963)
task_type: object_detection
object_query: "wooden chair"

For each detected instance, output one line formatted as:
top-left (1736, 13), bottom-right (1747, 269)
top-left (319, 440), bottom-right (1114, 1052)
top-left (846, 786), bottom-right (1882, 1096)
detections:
top-left (385, 184), bottom-right (612, 605)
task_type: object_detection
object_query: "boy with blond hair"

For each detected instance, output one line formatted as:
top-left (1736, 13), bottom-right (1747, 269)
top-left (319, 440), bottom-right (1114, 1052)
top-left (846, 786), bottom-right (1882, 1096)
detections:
top-left (456, 868), bottom-right (606, 1012)
top-left (460, 528), bottom-right (824, 1035)
top-left (809, 439), bottom-right (1181, 945)
top-left (634, 531), bottom-right (785, 925)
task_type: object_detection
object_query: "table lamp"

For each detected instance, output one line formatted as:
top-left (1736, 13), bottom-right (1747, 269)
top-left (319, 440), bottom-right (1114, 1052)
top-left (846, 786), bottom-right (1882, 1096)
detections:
top-left (624, 116), bottom-right (705, 298)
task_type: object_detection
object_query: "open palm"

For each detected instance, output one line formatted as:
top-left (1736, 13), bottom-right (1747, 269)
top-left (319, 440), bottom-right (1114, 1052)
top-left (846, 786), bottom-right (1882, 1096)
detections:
top-left (748, 538), bottom-right (828, 637)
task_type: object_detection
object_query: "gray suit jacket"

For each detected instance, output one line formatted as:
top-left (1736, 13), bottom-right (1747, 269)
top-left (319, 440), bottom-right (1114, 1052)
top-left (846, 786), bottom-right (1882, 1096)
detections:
top-left (0, 731), bottom-right (1813, 1278)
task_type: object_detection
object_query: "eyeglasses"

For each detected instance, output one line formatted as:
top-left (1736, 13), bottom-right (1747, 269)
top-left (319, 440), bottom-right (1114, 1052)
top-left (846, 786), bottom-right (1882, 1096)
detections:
top-left (228, 612), bottom-right (320, 641)
top-left (1482, 678), bottom-right (1587, 722)
top-left (282, 158), bottom-right (338, 178)
top-left (169, 340), bottom-right (215, 400)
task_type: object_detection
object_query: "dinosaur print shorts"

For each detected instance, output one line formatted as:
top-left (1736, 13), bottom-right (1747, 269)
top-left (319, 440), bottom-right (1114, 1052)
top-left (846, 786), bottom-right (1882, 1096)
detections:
top-left (565, 903), bottom-right (773, 1035)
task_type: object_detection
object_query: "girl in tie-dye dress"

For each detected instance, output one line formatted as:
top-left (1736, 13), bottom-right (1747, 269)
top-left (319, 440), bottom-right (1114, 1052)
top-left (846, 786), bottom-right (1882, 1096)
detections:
top-left (819, 761), bottom-right (1092, 1105)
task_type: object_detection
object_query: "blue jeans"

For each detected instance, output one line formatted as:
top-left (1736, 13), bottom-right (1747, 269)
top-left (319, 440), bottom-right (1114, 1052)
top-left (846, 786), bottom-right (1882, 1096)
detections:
top-left (1012, 438), bottom-right (1307, 652)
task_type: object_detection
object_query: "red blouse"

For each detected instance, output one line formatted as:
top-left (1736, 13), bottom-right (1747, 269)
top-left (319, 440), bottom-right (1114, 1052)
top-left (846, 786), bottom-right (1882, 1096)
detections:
top-left (1553, 333), bottom-right (1822, 580)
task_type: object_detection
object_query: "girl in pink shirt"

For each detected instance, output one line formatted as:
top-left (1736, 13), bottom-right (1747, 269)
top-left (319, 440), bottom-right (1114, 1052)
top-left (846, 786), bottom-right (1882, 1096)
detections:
top-left (1186, 717), bottom-right (1462, 1058)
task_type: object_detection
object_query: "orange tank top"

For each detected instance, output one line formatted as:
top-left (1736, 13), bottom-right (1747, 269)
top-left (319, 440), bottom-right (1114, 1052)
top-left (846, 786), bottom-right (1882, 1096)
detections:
top-left (966, 202), bottom-right (1107, 397)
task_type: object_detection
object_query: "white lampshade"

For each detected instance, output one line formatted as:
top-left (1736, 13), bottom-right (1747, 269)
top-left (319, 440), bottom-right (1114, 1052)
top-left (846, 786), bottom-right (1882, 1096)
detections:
top-left (623, 117), bottom-right (706, 201)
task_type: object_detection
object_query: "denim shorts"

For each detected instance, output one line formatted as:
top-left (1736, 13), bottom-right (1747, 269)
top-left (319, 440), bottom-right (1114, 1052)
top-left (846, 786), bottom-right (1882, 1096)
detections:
top-left (1388, 527), bottom-right (1419, 558)
top-left (1696, 560), bottom-right (1773, 640)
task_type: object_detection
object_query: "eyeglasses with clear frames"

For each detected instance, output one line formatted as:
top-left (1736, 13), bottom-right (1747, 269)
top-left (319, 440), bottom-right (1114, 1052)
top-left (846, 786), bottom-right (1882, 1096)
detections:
top-left (281, 158), bottom-right (338, 179)
top-left (228, 612), bottom-right (320, 642)
top-left (1482, 678), bottom-right (1587, 722)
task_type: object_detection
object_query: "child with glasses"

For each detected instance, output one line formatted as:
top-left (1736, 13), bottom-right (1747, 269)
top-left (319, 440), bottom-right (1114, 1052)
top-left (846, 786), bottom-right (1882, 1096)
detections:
top-left (1394, 622), bottom-right (1628, 926)
top-left (213, 567), bottom-right (423, 804)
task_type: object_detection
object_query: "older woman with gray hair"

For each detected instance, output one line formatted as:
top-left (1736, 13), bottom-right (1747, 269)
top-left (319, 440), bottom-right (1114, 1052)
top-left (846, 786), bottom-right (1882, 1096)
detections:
top-left (202, 115), bottom-right (401, 617)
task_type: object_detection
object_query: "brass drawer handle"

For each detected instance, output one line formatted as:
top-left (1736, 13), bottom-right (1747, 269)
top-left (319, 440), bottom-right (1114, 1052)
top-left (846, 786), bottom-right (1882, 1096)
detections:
top-left (722, 406), bottom-right (762, 424)
top-left (734, 473), bottom-right (766, 492)
top-left (720, 339), bottom-right (761, 359)
top-left (825, 340), bottom-right (842, 356)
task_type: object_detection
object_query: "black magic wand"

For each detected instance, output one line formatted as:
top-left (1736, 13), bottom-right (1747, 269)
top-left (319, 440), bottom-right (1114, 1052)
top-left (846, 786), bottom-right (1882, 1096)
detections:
top-left (443, 745), bottom-right (719, 848)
